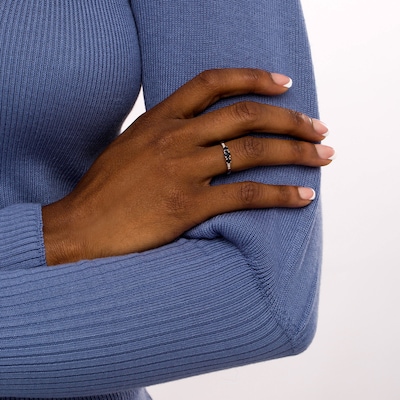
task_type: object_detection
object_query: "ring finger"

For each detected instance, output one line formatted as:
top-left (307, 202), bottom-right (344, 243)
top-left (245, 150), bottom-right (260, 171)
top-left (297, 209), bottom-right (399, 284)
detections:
top-left (201, 137), bottom-right (335, 177)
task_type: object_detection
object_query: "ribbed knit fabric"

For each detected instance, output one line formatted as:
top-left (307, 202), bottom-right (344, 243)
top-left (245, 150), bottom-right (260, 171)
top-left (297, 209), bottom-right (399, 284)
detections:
top-left (0, 1), bottom-right (321, 399)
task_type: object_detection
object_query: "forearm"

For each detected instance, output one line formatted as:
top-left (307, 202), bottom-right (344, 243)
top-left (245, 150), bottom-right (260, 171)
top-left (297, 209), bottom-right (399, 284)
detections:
top-left (1, 235), bottom-right (306, 396)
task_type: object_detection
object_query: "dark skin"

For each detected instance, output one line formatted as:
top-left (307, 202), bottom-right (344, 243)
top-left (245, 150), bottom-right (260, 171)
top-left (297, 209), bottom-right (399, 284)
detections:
top-left (42, 68), bottom-right (333, 266)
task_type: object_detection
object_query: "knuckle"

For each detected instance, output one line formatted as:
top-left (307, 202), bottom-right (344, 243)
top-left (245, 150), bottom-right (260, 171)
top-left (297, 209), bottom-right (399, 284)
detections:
top-left (277, 186), bottom-right (293, 204)
top-left (290, 140), bottom-right (306, 160)
top-left (155, 131), bottom-right (175, 149)
top-left (242, 68), bottom-right (263, 86)
top-left (196, 69), bottom-right (221, 92)
top-left (149, 132), bottom-right (177, 158)
top-left (238, 182), bottom-right (262, 205)
top-left (163, 188), bottom-right (191, 215)
top-left (232, 101), bottom-right (260, 124)
top-left (149, 123), bottom-right (186, 154)
top-left (239, 136), bottom-right (263, 159)
top-left (162, 151), bottom-right (196, 180)
top-left (287, 109), bottom-right (307, 130)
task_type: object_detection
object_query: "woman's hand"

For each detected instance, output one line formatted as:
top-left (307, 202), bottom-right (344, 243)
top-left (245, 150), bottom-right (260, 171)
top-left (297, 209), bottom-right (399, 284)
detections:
top-left (42, 68), bottom-right (333, 265)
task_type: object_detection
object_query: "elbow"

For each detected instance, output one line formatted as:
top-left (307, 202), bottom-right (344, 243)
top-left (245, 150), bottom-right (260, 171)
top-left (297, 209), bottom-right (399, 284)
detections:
top-left (290, 313), bottom-right (318, 356)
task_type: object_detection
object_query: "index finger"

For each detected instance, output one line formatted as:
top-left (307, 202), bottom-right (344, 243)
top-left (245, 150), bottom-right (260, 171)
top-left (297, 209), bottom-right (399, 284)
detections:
top-left (160, 68), bottom-right (292, 119)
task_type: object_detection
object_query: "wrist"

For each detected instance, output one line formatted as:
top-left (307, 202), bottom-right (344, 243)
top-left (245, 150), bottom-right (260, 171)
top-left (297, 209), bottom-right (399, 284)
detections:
top-left (42, 200), bottom-right (83, 266)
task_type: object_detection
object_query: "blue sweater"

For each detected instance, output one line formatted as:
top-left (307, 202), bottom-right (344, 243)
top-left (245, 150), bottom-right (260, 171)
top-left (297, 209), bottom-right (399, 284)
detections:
top-left (0, 1), bottom-right (321, 398)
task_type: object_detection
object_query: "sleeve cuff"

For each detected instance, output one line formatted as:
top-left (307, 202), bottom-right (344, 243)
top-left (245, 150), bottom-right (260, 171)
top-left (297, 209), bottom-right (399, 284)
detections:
top-left (0, 203), bottom-right (47, 270)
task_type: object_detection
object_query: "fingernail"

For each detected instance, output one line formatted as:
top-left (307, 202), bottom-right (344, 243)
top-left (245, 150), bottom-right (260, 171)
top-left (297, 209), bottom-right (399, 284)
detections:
top-left (270, 73), bottom-right (292, 88)
top-left (312, 119), bottom-right (329, 136)
top-left (298, 187), bottom-right (316, 201)
top-left (315, 144), bottom-right (336, 160)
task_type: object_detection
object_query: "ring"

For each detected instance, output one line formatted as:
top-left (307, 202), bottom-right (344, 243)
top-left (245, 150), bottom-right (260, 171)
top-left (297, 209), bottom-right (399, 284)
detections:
top-left (220, 142), bottom-right (232, 175)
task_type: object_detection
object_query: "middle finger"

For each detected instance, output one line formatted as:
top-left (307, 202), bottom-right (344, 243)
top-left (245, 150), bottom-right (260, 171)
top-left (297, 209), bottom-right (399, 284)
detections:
top-left (189, 101), bottom-right (328, 145)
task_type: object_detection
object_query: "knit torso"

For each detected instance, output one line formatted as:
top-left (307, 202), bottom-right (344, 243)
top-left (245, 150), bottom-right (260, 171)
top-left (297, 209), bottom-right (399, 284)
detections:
top-left (0, 0), bottom-right (141, 207)
top-left (1, 2), bottom-right (145, 399)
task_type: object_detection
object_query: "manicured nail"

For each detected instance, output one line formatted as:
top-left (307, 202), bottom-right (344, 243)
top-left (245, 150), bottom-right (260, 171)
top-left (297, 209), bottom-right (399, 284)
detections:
top-left (270, 73), bottom-right (292, 88)
top-left (298, 187), bottom-right (316, 201)
top-left (315, 144), bottom-right (336, 160)
top-left (312, 119), bottom-right (329, 136)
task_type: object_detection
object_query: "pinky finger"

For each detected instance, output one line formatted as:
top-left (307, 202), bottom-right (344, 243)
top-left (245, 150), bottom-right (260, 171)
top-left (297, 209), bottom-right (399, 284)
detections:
top-left (201, 182), bottom-right (316, 217)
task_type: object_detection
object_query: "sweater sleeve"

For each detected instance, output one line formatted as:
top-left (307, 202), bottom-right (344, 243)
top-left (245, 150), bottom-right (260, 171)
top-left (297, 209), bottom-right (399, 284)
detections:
top-left (0, 204), bottom-right (47, 270)
top-left (0, 0), bottom-right (322, 397)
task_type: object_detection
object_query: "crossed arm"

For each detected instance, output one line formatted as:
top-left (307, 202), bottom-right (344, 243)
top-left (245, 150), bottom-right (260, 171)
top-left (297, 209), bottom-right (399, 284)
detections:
top-left (43, 68), bottom-right (331, 264)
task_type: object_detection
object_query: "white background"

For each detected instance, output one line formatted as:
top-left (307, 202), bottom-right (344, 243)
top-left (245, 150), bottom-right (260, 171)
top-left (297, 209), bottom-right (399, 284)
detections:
top-left (123, 1), bottom-right (400, 398)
